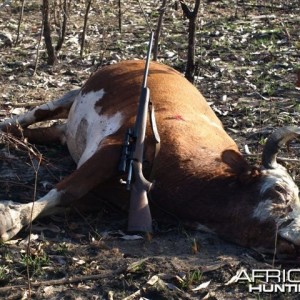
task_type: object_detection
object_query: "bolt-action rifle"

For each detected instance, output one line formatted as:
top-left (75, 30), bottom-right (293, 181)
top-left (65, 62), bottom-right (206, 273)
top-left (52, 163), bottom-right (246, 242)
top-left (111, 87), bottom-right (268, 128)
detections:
top-left (119, 32), bottom-right (154, 233)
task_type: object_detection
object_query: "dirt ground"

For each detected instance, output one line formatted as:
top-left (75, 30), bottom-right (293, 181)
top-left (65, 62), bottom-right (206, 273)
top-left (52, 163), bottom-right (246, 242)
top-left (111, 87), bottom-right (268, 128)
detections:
top-left (0, 0), bottom-right (300, 299)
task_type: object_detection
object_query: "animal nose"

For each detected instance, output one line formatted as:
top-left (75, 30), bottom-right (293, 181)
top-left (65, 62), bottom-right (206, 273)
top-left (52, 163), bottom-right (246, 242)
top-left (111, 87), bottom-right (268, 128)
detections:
top-left (278, 212), bottom-right (300, 247)
top-left (276, 237), bottom-right (299, 257)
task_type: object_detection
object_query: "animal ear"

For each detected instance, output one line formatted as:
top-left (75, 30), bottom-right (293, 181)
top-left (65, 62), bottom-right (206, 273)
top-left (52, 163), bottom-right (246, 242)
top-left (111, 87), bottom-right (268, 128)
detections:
top-left (222, 149), bottom-right (249, 174)
top-left (222, 149), bottom-right (261, 184)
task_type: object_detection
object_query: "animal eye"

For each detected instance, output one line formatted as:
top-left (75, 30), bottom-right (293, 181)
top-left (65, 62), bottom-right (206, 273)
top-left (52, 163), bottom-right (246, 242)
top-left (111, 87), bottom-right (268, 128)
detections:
top-left (274, 185), bottom-right (285, 194)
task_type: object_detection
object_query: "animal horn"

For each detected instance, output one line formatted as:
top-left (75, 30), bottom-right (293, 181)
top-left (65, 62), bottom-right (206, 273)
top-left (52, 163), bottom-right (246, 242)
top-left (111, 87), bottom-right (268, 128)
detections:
top-left (262, 127), bottom-right (300, 169)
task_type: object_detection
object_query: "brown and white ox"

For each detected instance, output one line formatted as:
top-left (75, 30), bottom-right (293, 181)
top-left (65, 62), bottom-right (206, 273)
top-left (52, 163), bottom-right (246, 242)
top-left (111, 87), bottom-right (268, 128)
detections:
top-left (0, 60), bottom-right (300, 255)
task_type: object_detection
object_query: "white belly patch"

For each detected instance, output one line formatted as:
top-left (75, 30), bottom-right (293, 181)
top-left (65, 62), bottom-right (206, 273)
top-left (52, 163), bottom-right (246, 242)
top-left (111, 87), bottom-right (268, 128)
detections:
top-left (66, 89), bottom-right (123, 167)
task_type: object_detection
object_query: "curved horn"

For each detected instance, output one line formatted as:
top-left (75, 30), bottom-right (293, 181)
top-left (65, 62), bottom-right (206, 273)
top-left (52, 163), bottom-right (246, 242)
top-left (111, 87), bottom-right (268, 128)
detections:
top-left (262, 126), bottom-right (300, 169)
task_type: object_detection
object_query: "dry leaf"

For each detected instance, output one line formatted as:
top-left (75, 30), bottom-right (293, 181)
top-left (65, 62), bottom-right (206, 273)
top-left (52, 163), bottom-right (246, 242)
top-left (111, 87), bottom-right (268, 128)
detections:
top-left (191, 280), bottom-right (211, 291)
top-left (225, 267), bottom-right (246, 286)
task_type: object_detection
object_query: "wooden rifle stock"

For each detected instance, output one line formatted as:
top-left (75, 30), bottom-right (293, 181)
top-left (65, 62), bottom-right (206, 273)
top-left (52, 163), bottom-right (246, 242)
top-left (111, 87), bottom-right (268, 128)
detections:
top-left (127, 87), bottom-right (153, 232)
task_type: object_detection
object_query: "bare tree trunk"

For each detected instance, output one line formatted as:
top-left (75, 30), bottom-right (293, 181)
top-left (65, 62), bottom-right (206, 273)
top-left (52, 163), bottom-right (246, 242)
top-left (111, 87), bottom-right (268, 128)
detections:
top-left (42, 0), bottom-right (58, 65)
top-left (137, 0), bottom-right (152, 31)
top-left (296, 70), bottom-right (300, 88)
top-left (80, 0), bottom-right (92, 58)
top-left (56, 0), bottom-right (69, 52)
top-left (33, 19), bottom-right (44, 76)
top-left (180, 0), bottom-right (201, 83)
top-left (235, 0), bottom-right (238, 18)
top-left (118, 0), bottom-right (122, 32)
top-left (153, 0), bottom-right (167, 61)
top-left (15, 0), bottom-right (26, 45)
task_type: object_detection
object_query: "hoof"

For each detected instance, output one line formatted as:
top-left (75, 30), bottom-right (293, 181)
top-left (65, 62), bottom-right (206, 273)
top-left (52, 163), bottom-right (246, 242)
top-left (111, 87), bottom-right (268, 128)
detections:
top-left (0, 201), bottom-right (31, 242)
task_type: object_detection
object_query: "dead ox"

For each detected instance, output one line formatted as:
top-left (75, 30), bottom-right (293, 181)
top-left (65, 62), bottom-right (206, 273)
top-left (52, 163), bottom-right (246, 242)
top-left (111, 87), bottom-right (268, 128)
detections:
top-left (0, 60), bottom-right (300, 255)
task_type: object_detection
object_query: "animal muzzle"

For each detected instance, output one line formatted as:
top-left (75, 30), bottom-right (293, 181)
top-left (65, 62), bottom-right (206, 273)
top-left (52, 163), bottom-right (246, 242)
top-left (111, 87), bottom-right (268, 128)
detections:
top-left (279, 217), bottom-right (300, 246)
top-left (276, 214), bottom-right (300, 257)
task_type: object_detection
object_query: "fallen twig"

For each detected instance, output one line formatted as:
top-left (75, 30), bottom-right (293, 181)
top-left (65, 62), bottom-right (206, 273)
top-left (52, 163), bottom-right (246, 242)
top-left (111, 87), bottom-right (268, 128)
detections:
top-left (0, 131), bottom-right (42, 161)
top-left (0, 272), bottom-right (113, 293)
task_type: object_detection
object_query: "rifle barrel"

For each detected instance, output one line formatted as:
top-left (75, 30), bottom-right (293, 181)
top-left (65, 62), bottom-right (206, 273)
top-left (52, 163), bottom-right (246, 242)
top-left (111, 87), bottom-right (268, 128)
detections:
top-left (142, 31), bottom-right (154, 88)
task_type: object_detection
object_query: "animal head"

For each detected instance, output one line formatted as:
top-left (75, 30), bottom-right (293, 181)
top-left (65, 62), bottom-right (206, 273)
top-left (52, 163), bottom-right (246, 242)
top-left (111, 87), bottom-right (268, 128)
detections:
top-left (219, 127), bottom-right (300, 255)
top-left (256, 127), bottom-right (300, 254)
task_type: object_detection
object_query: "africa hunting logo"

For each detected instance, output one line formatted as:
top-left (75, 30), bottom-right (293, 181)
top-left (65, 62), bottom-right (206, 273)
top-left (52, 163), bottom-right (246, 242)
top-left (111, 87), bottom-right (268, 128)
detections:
top-left (228, 268), bottom-right (300, 293)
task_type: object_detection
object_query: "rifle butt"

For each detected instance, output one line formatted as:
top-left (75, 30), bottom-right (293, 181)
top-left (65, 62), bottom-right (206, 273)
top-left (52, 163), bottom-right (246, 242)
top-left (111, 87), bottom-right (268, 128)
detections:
top-left (127, 160), bottom-right (153, 233)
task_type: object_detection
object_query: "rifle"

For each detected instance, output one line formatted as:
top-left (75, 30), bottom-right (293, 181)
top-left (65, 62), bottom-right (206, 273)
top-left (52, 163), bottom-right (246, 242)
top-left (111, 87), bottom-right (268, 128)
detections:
top-left (119, 32), bottom-right (154, 233)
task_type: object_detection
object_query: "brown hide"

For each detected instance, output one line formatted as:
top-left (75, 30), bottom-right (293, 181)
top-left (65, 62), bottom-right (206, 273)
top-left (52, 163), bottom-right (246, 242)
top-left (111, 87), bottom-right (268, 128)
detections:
top-left (76, 61), bottom-right (261, 242)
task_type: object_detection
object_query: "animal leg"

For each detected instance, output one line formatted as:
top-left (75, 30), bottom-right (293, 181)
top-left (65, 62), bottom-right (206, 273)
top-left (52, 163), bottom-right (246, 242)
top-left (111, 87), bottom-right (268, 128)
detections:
top-left (0, 89), bottom-right (79, 144)
top-left (13, 124), bottom-right (67, 145)
top-left (0, 89), bottom-right (79, 130)
top-left (0, 190), bottom-right (64, 241)
top-left (0, 136), bottom-right (122, 241)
